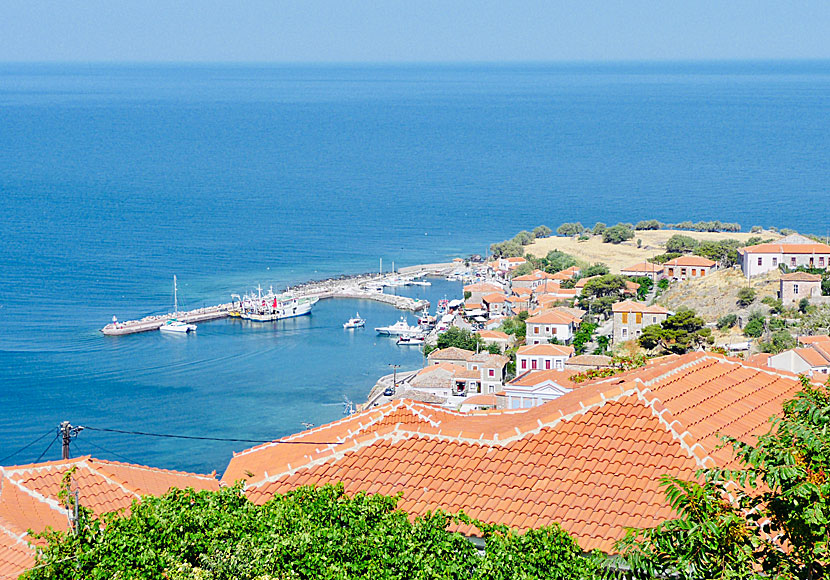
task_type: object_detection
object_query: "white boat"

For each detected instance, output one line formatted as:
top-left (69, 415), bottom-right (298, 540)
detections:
top-left (238, 285), bottom-right (318, 322)
top-left (343, 312), bottom-right (365, 329)
top-left (417, 313), bottom-right (436, 329)
top-left (409, 279), bottom-right (431, 286)
top-left (375, 317), bottom-right (421, 336)
top-left (397, 335), bottom-right (425, 346)
top-left (159, 275), bottom-right (197, 334)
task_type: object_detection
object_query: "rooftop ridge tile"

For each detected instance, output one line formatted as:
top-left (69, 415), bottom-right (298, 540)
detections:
top-left (0, 521), bottom-right (28, 546)
top-left (80, 459), bottom-right (143, 502)
top-left (2, 473), bottom-right (67, 519)
top-left (90, 458), bottom-right (217, 481)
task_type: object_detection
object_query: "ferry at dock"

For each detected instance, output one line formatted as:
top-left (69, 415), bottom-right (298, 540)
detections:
top-left (232, 285), bottom-right (318, 322)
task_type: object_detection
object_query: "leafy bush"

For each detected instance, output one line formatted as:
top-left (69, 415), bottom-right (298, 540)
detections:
top-left (634, 219), bottom-right (662, 230)
top-left (743, 316), bottom-right (765, 338)
top-left (556, 222), bottom-right (584, 237)
top-left (602, 224), bottom-right (635, 244)
top-left (750, 225), bottom-right (762, 232)
top-left (27, 482), bottom-right (601, 580)
top-left (736, 286), bottom-right (757, 307)
top-left (716, 313), bottom-right (737, 330)
top-left (592, 222), bottom-right (606, 235)
top-left (649, 252), bottom-right (683, 264)
top-left (544, 250), bottom-right (578, 274)
top-left (582, 263), bottom-right (610, 278)
top-left (761, 295), bottom-right (783, 314)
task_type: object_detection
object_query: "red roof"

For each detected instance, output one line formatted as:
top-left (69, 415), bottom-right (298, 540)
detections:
top-left (611, 300), bottom-right (669, 314)
top-left (0, 457), bottom-right (218, 578)
top-left (225, 353), bottom-right (808, 552)
top-left (517, 343), bottom-right (575, 357)
top-left (739, 242), bottom-right (830, 255)
top-left (508, 369), bottom-right (580, 387)
top-left (621, 262), bottom-right (664, 273)
top-left (664, 255), bottom-right (717, 267)
top-left (780, 272), bottom-right (822, 282)
top-left (526, 310), bottom-right (574, 325)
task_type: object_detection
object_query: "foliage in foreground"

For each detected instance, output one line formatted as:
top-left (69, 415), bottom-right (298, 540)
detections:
top-left (25, 483), bottom-right (601, 580)
top-left (617, 375), bottom-right (830, 579)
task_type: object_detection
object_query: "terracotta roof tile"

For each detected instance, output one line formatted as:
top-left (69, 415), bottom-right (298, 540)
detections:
top-left (739, 242), bottom-right (830, 255)
top-left (664, 256), bottom-right (717, 267)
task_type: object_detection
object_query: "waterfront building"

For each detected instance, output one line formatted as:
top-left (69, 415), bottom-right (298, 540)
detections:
top-left (737, 234), bottom-right (830, 277)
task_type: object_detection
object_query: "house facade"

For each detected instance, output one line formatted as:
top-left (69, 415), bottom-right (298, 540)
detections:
top-left (525, 309), bottom-right (578, 345)
top-left (779, 272), bottom-right (822, 305)
top-left (516, 343), bottom-right (574, 373)
top-left (620, 262), bottom-right (665, 281)
top-left (663, 256), bottom-right (716, 280)
top-left (502, 369), bottom-right (577, 409)
top-left (612, 300), bottom-right (669, 343)
top-left (738, 234), bottom-right (830, 278)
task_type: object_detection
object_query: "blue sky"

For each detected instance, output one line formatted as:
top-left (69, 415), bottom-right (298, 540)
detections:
top-left (1, 1), bottom-right (828, 62)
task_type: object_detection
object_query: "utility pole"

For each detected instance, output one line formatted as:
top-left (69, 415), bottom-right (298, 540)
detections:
top-left (59, 422), bottom-right (84, 460)
top-left (389, 364), bottom-right (400, 392)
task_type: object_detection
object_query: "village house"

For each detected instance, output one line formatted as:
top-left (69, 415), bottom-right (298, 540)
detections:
top-left (738, 234), bottom-right (830, 277)
top-left (495, 256), bottom-right (527, 274)
top-left (612, 300), bottom-right (670, 343)
top-left (463, 282), bottom-right (505, 304)
top-left (565, 354), bottom-right (614, 372)
top-left (510, 269), bottom-right (557, 290)
top-left (574, 276), bottom-right (639, 297)
top-left (550, 266), bottom-right (581, 281)
top-left (428, 346), bottom-right (474, 366)
top-left (424, 348), bottom-right (508, 396)
top-left (779, 271), bottom-right (822, 305)
top-left (505, 295), bottom-right (531, 315)
top-left (516, 343), bottom-right (574, 372)
top-left (525, 309), bottom-right (579, 345)
top-left (225, 353), bottom-right (810, 555)
top-left (620, 261), bottom-right (665, 281)
top-left (475, 329), bottom-right (512, 352)
top-left (767, 346), bottom-right (830, 376)
top-left (501, 369), bottom-right (579, 409)
top-left (663, 255), bottom-right (717, 280)
top-left (481, 292), bottom-right (509, 317)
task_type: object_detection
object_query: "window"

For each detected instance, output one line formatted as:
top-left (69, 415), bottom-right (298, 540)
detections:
top-left (488, 369), bottom-right (495, 377)
top-left (758, 257), bottom-right (763, 266)
top-left (773, 257), bottom-right (777, 266)
top-left (794, 284), bottom-right (799, 295)
top-left (691, 269), bottom-right (697, 276)
top-left (622, 328), bottom-right (628, 338)
top-left (792, 257), bottom-right (797, 266)
top-left (545, 360), bottom-right (551, 370)
top-left (621, 312), bottom-right (629, 324)
top-left (821, 257), bottom-right (826, 267)
top-left (668, 268), bottom-right (674, 276)
top-left (681, 268), bottom-right (687, 276)
top-left (534, 326), bottom-right (539, 334)
top-left (635, 312), bottom-right (642, 324)
top-left (531, 359), bottom-right (538, 370)
top-left (489, 385), bottom-right (495, 393)
top-left (521, 359), bottom-right (527, 370)
top-left (556, 359), bottom-right (563, 370)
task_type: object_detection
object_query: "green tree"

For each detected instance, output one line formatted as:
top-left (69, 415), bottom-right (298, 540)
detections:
top-left (602, 224), bottom-right (635, 244)
top-left (761, 295), bottom-right (784, 314)
top-left (572, 322), bottom-right (598, 355)
top-left (665, 234), bottom-right (699, 253)
top-left (582, 263), bottom-right (610, 278)
top-left (532, 225), bottom-right (552, 238)
top-left (799, 297), bottom-right (811, 313)
top-left (634, 219), bottom-right (662, 230)
top-left (593, 335), bottom-right (610, 354)
top-left (544, 250), bottom-right (578, 273)
top-left (556, 222), bottom-right (584, 237)
top-left (649, 252), bottom-right (683, 264)
top-left (513, 230), bottom-right (534, 246)
top-left (592, 222), bottom-right (607, 235)
top-left (637, 324), bottom-right (664, 350)
top-left (759, 329), bottom-right (796, 354)
top-left (659, 309), bottom-right (707, 354)
top-left (435, 326), bottom-right (486, 352)
top-left (743, 314), bottom-right (765, 338)
top-left (736, 286), bottom-right (757, 307)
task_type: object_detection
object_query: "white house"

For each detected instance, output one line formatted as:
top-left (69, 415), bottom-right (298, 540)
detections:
top-left (767, 347), bottom-right (830, 376)
top-left (620, 262), bottom-right (665, 281)
top-left (738, 234), bottom-right (830, 278)
top-left (475, 330), bottom-right (512, 352)
top-left (481, 293), bottom-right (509, 317)
top-left (516, 343), bottom-right (574, 373)
top-left (502, 369), bottom-right (578, 409)
top-left (663, 256), bottom-right (717, 281)
top-left (525, 309), bottom-right (577, 345)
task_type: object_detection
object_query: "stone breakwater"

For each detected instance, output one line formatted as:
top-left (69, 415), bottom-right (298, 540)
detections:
top-left (100, 262), bottom-right (459, 336)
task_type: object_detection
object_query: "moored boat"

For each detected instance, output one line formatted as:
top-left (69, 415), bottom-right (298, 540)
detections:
top-left (397, 334), bottom-right (425, 346)
top-left (375, 316), bottom-right (420, 336)
top-left (343, 312), bottom-right (365, 329)
top-left (159, 275), bottom-right (197, 334)
top-left (238, 285), bottom-right (318, 322)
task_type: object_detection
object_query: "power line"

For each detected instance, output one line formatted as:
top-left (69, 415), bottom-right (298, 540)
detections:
top-left (0, 430), bottom-right (54, 464)
top-left (78, 437), bottom-right (142, 465)
top-left (35, 433), bottom-right (60, 463)
top-left (81, 426), bottom-right (341, 445)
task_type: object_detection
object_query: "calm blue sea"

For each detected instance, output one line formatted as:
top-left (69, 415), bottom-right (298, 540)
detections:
top-left (1, 62), bottom-right (828, 474)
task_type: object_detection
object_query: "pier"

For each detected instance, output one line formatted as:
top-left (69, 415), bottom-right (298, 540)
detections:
top-left (100, 262), bottom-right (460, 336)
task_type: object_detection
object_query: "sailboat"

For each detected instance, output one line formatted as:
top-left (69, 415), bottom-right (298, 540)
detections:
top-left (159, 275), bottom-right (197, 333)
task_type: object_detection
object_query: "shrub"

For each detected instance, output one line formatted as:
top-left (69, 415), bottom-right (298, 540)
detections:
top-left (592, 222), bottom-right (606, 235)
top-left (736, 287), bottom-right (757, 307)
top-left (532, 225), bottom-right (551, 238)
top-left (717, 314), bottom-right (737, 330)
top-left (743, 316), bottom-right (765, 338)
top-left (634, 219), bottom-right (662, 230)
top-left (602, 224), bottom-right (635, 244)
top-left (665, 234), bottom-right (699, 253)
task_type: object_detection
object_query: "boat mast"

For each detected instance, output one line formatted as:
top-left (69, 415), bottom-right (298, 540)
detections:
top-left (173, 275), bottom-right (178, 314)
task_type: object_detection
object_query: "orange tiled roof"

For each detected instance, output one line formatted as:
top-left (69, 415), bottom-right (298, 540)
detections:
top-left (517, 344), bottom-right (575, 357)
top-left (611, 300), bottom-right (669, 314)
top-left (780, 272), bottom-right (822, 282)
top-left (526, 310), bottom-right (574, 325)
top-left (798, 335), bottom-right (830, 345)
top-left (508, 369), bottom-right (580, 387)
top-left (512, 287), bottom-right (533, 295)
top-left (664, 256), bottom-right (717, 267)
top-left (0, 457), bottom-right (218, 579)
top-left (427, 347), bottom-right (475, 361)
top-left (460, 394), bottom-right (499, 406)
top-left (463, 283), bottom-right (503, 293)
top-left (226, 353), bottom-right (809, 552)
top-left (566, 354), bottom-right (613, 368)
top-left (794, 347), bottom-right (830, 367)
top-left (739, 242), bottom-right (830, 255)
top-left (482, 293), bottom-right (508, 303)
top-left (464, 302), bottom-right (483, 310)
top-left (476, 330), bottom-right (509, 340)
top-left (621, 262), bottom-right (664, 273)
top-left (745, 353), bottom-right (771, 367)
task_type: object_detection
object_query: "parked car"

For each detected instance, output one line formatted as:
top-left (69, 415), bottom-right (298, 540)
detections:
top-left (383, 387), bottom-right (394, 397)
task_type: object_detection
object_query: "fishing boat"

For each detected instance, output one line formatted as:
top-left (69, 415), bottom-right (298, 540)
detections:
top-left (238, 285), bottom-right (318, 322)
top-left (417, 313), bottom-right (436, 329)
top-left (408, 278), bottom-right (431, 286)
top-left (159, 275), bottom-right (197, 333)
top-left (396, 335), bottom-right (425, 346)
top-left (343, 312), bottom-right (365, 329)
top-left (375, 317), bottom-right (420, 336)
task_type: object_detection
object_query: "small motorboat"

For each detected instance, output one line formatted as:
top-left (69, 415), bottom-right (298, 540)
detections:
top-left (343, 313), bottom-right (365, 329)
top-left (375, 317), bottom-right (421, 336)
top-left (397, 335), bottom-right (425, 346)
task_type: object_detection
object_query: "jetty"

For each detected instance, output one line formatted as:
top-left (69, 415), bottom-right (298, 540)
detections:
top-left (101, 262), bottom-right (459, 336)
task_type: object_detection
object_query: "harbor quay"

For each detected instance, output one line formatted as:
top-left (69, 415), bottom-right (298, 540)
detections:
top-left (100, 262), bottom-right (460, 336)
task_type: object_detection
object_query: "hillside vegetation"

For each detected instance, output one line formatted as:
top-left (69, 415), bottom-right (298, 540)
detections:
top-left (655, 267), bottom-right (781, 323)
top-left (525, 229), bottom-right (780, 273)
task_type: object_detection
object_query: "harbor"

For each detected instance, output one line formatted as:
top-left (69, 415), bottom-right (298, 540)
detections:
top-left (100, 262), bottom-right (462, 336)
